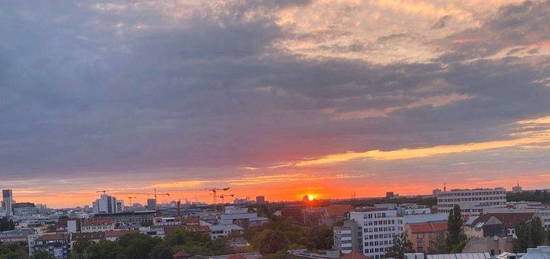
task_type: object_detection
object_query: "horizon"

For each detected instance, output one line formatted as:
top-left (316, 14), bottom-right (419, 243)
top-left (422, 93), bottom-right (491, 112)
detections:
top-left (1, 0), bottom-right (549, 209)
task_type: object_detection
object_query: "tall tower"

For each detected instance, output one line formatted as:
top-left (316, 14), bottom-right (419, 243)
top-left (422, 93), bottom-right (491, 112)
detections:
top-left (2, 190), bottom-right (13, 217)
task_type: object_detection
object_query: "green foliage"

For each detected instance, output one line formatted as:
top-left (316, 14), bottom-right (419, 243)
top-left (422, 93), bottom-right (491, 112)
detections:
top-left (245, 217), bottom-right (333, 255)
top-left (428, 232), bottom-right (448, 254)
top-left (386, 233), bottom-right (414, 259)
top-left (529, 217), bottom-right (545, 247)
top-left (508, 191), bottom-right (550, 204)
top-left (69, 230), bottom-right (231, 259)
top-left (303, 225), bottom-right (333, 250)
top-left (514, 222), bottom-right (530, 253)
top-left (446, 205), bottom-right (465, 250)
top-left (513, 217), bottom-right (547, 253)
top-left (31, 251), bottom-right (56, 259)
top-left (0, 243), bottom-right (29, 259)
top-left (0, 218), bottom-right (15, 232)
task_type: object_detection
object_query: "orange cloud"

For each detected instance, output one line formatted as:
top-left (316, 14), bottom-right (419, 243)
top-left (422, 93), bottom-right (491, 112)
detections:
top-left (296, 115), bottom-right (550, 166)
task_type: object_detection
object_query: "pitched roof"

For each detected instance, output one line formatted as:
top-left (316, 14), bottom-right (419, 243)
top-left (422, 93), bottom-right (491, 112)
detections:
top-left (471, 213), bottom-right (534, 229)
top-left (325, 204), bottom-right (353, 217)
top-left (173, 250), bottom-right (191, 259)
top-left (37, 233), bottom-right (68, 241)
top-left (340, 252), bottom-right (369, 259)
top-left (408, 221), bottom-right (448, 233)
top-left (181, 216), bottom-right (200, 225)
top-left (82, 218), bottom-right (116, 226)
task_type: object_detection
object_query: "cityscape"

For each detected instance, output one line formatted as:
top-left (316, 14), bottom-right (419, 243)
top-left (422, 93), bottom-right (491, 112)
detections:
top-left (1, 0), bottom-right (550, 258)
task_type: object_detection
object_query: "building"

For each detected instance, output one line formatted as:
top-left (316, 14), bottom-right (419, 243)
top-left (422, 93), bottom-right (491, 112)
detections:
top-left (333, 220), bottom-right (361, 254)
top-left (13, 202), bottom-right (37, 216)
top-left (522, 246), bottom-right (550, 259)
top-left (256, 196), bottom-right (265, 204)
top-left (94, 211), bottom-right (156, 228)
top-left (0, 229), bottom-right (36, 243)
top-left (464, 213), bottom-right (534, 238)
top-left (147, 199), bottom-right (157, 210)
top-left (209, 224), bottom-right (244, 240)
top-left (219, 206), bottom-right (268, 227)
top-left (29, 233), bottom-right (71, 259)
top-left (92, 194), bottom-right (120, 214)
top-left (436, 188), bottom-right (507, 217)
top-left (81, 218), bottom-right (116, 233)
top-left (405, 221), bottom-right (447, 253)
top-left (2, 189), bottom-right (13, 217)
top-left (349, 209), bottom-right (404, 258)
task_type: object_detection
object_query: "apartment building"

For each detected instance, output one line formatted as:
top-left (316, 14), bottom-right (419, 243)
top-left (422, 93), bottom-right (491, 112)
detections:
top-left (436, 188), bottom-right (507, 217)
top-left (334, 220), bottom-right (361, 254)
top-left (349, 209), bottom-right (404, 259)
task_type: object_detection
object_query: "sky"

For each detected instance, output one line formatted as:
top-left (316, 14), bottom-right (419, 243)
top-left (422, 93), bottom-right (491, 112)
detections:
top-left (1, 0), bottom-right (549, 208)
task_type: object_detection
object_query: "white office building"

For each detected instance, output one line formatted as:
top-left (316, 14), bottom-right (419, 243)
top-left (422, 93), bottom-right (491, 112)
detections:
top-left (436, 188), bottom-right (506, 217)
top-left (92, 194), bottom-right (120, 214)
top-left (349, 209), bottom-right (404, 259)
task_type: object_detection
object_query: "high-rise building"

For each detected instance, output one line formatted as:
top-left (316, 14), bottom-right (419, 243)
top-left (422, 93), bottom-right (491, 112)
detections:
top-left (92, 194), bottom-right (119, 214)
top-left (2, 190), bottom-right (13, 217)
top-left (349, 209), bottom-right (404, 259)
top-left (147, 198), bottom-right (157, 210)
top-left (436, 187), bottom-right (507, 217)
top-left (255, 196), bottom-right (265, 204)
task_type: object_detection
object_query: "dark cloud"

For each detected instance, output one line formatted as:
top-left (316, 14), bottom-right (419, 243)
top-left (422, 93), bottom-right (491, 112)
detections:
top-left (0, 0), bottom-right (548, 184)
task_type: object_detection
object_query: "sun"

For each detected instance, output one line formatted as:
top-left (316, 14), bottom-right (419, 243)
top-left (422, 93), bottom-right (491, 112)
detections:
top-left (304, 194), bottom-right (316, 201)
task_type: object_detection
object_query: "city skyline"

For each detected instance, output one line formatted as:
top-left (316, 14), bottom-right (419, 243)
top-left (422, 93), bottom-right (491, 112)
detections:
top-left (1, 0), bottom-right (549, 208)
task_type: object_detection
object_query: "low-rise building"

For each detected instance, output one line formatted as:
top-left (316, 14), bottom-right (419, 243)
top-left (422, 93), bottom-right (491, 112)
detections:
top-left (93, 210), bottom-right (155, 228)
top-left (465, 213), bottom-right (534, 238)
top-left (405, 221), bottom-right (447, 253)
top-left (436, 188), bottom-right (507, 218)
top-left (29, 233), bottom-right (71, 259)
top-left (81, 218), bottom-right (116, 233)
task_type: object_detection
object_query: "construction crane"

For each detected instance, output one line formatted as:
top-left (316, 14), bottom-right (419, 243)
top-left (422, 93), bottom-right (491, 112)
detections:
top-left (218, 194), bottom-right (235, 204)
top-left (127, 196), bottom-right (137, 205)
top-left (205, 187), bottom-right (230, 203)
top-left (96, 190), bottom-right (109, 195)
top-left (118, 189), bottom-right (170, 200)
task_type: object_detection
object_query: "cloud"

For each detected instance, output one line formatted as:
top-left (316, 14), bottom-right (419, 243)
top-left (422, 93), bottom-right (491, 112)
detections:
top-left (0, 0), bottom-right (549, 207)
top-left (294, 115), bottom-right (550, 166)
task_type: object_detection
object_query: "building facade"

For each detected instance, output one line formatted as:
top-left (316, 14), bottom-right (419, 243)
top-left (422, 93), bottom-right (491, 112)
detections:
top-left (436, 188), bottom-right (507, 217)
top-left (92, 194), bottom-right (120, 214)
top-left (349, 209), bottom-right (404, 259)
top-left (334, 220), bottom-right (361, 254)
top-left (2, 189), bottom-right (13, 217)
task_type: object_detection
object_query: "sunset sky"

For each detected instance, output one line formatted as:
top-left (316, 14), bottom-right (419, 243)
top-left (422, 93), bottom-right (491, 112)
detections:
top-left (1, 0), bottom-right (550, 208)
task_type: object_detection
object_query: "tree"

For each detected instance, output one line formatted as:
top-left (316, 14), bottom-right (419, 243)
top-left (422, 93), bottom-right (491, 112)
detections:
top-left (529, 217), bottom-right (545, 247)
top-left (386, 233), bottom-right (414, 259)
top-left (428, 232), bottom-right (448, 254)
top-left (303, 225), bottom-right (333, 250)
top-left (446, 205), bottom-right (465, 251)
top-left (513, 222), bottom-right (530, 253)
top-left (0, 218), bottom-right (15, 232)
top-left (255, 230), bottom-right (289, 255)
top-left (31, 250), bottom-right (56, 259)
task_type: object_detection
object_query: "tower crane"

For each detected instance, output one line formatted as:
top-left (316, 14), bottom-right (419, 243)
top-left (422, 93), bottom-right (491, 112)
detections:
top-left (218, 194), bottom-right (235, 204)
top-left (205, 187), bottom-right (230, 203)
